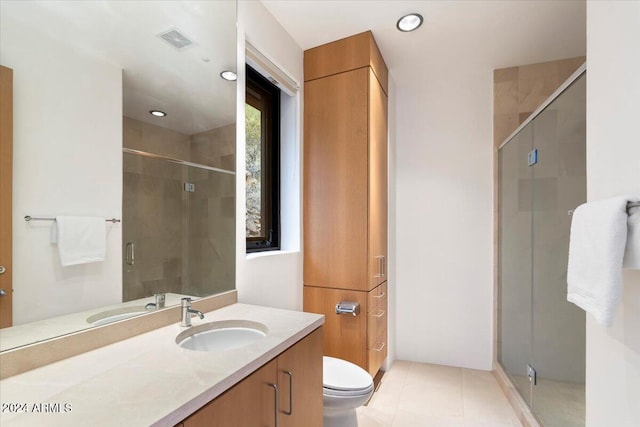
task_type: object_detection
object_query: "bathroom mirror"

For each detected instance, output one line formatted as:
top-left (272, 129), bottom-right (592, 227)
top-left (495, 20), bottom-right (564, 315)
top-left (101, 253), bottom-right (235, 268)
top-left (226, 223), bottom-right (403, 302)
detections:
top-left (0, 0), bottom-right (237, 351)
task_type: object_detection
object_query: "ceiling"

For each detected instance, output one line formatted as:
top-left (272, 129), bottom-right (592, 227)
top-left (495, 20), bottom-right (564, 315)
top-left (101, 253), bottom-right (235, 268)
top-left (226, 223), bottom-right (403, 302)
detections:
top-left (1, 1), bottom-right (237, 135)
top-left (262, 0), bottom-right (586, 82)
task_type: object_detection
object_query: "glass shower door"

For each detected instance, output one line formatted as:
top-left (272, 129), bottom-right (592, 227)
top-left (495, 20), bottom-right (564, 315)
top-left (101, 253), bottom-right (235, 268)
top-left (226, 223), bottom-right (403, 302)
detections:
top-left (531, 74), bottom-right (586, 427)
top-left (123, 152), bottom-right (188, 301)
top-left (498, 120), bottom-right (534, 405)
top-left (123, 150), bottom-right (236, 302)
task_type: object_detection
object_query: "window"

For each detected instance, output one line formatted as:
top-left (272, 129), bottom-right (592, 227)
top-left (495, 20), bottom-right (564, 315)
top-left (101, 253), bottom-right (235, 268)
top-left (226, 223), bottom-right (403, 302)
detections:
top-left (246, 65), bottom-right (280, 252)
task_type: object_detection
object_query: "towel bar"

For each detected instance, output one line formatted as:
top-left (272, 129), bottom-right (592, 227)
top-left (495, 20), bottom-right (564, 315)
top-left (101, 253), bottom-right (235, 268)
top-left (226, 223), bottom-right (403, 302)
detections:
top-left (24, 216), bottom-right (121, 223)
top-left (569, 201), bottom-right (639, 216)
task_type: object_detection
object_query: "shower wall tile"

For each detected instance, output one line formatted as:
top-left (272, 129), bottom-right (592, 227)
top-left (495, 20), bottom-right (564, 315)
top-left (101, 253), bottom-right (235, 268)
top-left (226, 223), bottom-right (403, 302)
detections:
top-left (557, 176), bottom-right (586, 213)
top-left (494, 67), bottom-right (519, 114)
top-left (494, 113), bottom-right (520, 148)
top-left (191, 123), bottom-right (236, 170)
top-left (493, 56), bottom-right (585, 148)
top-left (559, 141), bottom-right (586, 177)
top-left (532, 177), bottom-right (558, 211)
top-left (532, 110), bottom-right (559, 179)
top-left (123, 116), bottom-right (191, 161)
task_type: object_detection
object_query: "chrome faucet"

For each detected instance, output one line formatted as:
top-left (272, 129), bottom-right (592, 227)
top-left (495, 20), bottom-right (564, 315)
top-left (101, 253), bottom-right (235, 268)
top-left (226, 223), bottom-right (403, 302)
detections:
top-left (181, 297), bottom-right (204, 327)
top-left (145, 293), bottom-right (166, 310)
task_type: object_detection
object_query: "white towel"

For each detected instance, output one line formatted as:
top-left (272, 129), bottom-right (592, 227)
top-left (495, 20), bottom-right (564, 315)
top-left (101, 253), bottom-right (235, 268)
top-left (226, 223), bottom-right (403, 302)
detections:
top-left (623, 203), bottom-right (640, 269)
top-left (567, 196), bottom-right (638, 326)
top-left (55, 216), bottom-right (106, 266)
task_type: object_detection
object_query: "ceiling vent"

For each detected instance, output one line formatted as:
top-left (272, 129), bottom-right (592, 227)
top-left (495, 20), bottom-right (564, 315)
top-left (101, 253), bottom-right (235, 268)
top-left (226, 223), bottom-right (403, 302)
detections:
top-left (158, 29), bottom-right (194, 50)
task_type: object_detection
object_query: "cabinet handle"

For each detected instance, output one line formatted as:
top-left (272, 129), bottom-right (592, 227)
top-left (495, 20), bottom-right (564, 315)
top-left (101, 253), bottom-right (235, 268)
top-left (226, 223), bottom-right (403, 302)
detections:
top-left (268, 383), bottom-right (279, 427)
top-left (382, 256), bottom-right (386, 276)
top-left (374, 256), bottom-right (383, 277)
top-left (373, 342), bottom-right (385, 352)
top-left (283, 370), bottom-right (293, 415)
top-left (372, 310), bottom-right (385, 318)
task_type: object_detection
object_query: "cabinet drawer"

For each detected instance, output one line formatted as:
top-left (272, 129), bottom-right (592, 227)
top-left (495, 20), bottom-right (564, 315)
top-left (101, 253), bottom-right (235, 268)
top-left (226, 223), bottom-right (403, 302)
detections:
top-left (367, 328), bottom-right (387, 377)
top-left (367, 282), bottom-right (387, 312)
top-left (367, 305), bottom-right (387, 349)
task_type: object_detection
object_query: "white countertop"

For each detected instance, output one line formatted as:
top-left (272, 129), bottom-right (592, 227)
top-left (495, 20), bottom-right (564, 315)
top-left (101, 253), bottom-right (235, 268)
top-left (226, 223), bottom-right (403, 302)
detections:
top-left (0, 303), bottom-right (324, 426)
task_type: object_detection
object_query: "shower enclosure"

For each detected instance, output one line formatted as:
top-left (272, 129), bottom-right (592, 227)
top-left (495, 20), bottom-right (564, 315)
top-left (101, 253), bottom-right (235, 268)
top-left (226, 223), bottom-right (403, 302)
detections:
top-left (498, 69), bottom-right (586, 427)
top-left (122, 117), bottom-right (236, 302)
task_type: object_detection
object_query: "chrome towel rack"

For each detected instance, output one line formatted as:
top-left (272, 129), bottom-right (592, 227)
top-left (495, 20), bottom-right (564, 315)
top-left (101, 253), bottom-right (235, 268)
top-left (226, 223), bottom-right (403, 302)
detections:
top-left (568, 201), bottom-right (640, 216)
top-left (24, 215), bottom-right (121, 223)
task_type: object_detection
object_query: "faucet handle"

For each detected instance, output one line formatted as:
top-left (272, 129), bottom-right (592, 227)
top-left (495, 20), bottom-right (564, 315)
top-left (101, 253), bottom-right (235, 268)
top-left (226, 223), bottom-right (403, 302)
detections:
top-left (155, 293), bottom-right (166, 308)
top-left (181, 297), bottom-right (192, 306)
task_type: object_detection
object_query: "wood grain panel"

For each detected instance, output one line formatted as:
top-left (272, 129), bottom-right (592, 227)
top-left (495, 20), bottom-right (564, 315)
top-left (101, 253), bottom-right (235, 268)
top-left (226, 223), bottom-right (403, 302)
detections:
top-left (367, 282), bottom-right (387, 312)
top-left (304, 286), bottom-right (368, 370)
top-left (304, 68), bottom-right (369, 289)
top-left (368, 69), bottom-right (388, 290)
top-left (304, 31), bottom-right (388, 95)
top-left (278, 328), bottom-right (323, 427)
top-left (368, 36), bottom-right (389, 95)
top-left (0, 65), bottom-right (13, 329)
top-left (182, 359), bottom-right (278, 427)
top-left (367, 305), bottom-right (387, 349)
top-left (367, 328), bottom-right (387, 377)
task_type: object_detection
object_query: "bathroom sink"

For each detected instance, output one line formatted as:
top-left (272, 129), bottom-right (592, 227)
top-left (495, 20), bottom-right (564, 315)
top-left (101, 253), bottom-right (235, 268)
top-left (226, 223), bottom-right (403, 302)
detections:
top-left (176, 320), bottom-right (268, 352)
top-left (86, 306), bottom-right (149, 326)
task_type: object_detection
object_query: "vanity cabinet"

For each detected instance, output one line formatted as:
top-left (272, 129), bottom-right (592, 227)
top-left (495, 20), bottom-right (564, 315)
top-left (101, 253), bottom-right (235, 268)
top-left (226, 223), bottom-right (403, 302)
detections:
top-left (179, 327), bottom-right (323, 427)
top-left (303, 31), bottom-right (388, 377)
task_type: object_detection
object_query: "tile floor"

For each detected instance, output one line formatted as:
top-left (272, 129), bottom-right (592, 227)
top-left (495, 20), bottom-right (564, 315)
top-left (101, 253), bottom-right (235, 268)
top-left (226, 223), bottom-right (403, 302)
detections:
top-left (357, 361), bottom-right (522, 427)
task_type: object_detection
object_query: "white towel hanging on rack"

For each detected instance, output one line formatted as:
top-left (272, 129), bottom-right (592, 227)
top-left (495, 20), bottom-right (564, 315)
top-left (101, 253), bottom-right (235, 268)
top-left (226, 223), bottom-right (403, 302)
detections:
top-left (567, 196), bottom-right (640, 326)
top-left (54, 216), bottom-right (106, 266)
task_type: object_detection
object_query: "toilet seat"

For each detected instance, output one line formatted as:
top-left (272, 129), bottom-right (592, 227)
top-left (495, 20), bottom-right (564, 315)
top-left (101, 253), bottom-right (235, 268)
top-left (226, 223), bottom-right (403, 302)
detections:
top-left (323, 356), bottom-right (374, 395)
top-left (323, 383), bottom-right (374, 398)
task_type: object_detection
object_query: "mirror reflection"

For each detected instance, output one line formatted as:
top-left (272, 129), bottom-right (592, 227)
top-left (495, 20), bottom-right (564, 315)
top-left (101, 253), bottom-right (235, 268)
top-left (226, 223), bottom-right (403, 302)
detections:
top-left (0, 0), bottom-right (237, 351)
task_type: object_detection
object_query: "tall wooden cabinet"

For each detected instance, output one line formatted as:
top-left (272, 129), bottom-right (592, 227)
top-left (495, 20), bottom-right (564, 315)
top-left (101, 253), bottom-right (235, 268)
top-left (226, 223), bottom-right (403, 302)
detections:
top-left (303, 31), bottom-right (388, 377)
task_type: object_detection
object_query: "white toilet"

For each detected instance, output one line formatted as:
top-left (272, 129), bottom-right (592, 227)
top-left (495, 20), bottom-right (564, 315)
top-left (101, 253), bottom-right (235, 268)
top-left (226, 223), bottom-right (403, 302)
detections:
top-left (322, 356), bottom-right (375, 427)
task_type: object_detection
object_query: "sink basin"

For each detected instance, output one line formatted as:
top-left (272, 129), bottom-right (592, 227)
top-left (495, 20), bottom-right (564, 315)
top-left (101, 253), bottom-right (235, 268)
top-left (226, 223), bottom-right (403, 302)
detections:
top-left (87, 306), bottom-right (149, 326)
top-left (176, 320), bottom-right (268, 352)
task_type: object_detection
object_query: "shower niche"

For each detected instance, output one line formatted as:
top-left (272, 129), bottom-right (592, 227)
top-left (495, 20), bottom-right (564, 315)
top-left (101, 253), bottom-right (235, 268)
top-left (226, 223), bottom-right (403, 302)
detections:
top-left (498, 71), bottom-right (586, 427)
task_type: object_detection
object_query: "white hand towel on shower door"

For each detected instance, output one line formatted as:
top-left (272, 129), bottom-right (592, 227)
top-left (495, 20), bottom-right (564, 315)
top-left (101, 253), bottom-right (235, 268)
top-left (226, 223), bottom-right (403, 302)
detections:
top-left (566, 196), bottom-right (634, 326)
top-left (55, 216), bottom-right (106, 266)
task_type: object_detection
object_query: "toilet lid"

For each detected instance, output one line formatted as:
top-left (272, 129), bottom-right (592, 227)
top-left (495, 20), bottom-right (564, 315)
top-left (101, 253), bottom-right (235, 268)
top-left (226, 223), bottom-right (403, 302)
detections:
top-left (323, 356), bottom-right (373, 391)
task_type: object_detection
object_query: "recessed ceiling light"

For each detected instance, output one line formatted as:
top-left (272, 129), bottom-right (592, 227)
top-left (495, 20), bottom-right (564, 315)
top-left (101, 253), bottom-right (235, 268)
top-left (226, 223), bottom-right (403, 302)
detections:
top-left (220, 70), bottom-right (237, 81)
top-left (397, 13), bottom-right (423, 32)
top-left (149, 110), bottom-right (167, 117)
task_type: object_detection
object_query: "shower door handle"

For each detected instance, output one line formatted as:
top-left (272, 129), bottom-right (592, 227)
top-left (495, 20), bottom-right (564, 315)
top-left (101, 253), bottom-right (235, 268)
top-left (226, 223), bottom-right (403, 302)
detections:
top-left (125, 242), bottom-right (135, 265)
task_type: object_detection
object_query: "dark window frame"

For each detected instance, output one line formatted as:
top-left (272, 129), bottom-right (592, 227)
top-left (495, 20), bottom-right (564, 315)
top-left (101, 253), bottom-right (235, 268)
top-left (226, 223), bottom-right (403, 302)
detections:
top-left (246, 64), bottom-right (281, 252)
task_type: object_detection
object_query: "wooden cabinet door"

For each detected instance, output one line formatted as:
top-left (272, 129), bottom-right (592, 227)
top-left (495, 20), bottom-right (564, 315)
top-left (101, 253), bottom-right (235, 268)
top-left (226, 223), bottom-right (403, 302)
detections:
top-left (368, 69), bottom-right (388, 290)
top-left (0, 65), bottom-right (13, 328)
top-left (182, 359), bottom-right (278, 427)
top-left (278, 328), bottom-right (323, 427)
top-left (304, 68), bottom-right (369, 290)
top-left (304, 286), bottom-right (368, 369)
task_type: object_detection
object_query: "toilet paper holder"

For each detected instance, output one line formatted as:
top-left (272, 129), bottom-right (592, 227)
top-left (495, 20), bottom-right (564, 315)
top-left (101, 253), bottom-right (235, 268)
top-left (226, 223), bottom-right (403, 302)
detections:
top-left (335, 301), bottom-right (360, 316)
